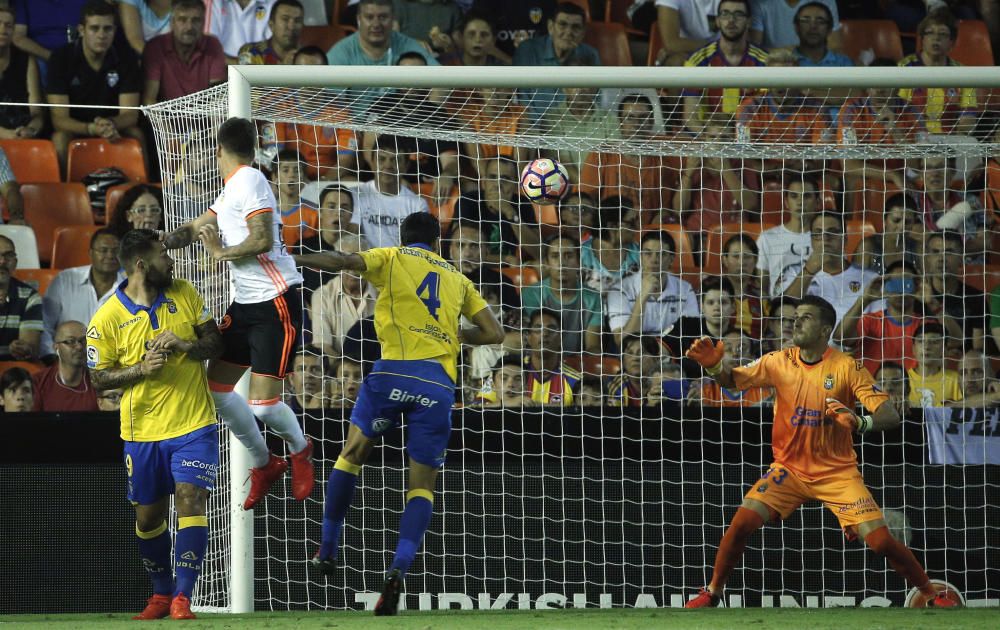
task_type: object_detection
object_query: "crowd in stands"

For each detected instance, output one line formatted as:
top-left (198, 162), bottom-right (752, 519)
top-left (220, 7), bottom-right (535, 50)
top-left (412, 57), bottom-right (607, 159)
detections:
top-left (3, 0), bottom-right (1000, 414)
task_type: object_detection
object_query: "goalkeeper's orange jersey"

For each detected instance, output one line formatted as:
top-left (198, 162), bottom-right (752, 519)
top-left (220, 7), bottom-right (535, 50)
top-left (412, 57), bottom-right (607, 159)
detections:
top-left (732, 346), bottom-right (889, 481)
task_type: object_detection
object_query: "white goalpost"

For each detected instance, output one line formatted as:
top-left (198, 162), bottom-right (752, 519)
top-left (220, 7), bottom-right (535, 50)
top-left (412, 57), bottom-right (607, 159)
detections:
top-left (144, 64), bottom-right (1000, 614)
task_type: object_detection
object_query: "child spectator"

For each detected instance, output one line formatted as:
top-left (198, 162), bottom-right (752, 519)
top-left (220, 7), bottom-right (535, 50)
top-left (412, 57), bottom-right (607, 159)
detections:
top-left (874, 362), bottom-right (909, 417)
top-left (720, 234), bottom-right (766, 338)
top-left (661, 276), bottom-right (737, 365)
top-left (908, 322), bottom-right (963, 407)
top-left (689, 331), bottom-right (772, 407)
top-left (581, 224), bottom-right (640, 294)
top-left (270, 149), bottom-right (317, 245)
top-left (96, 388), bottom-right (123, 412)
top-left (761, 295), bottom-right (798, 354)
top-left (521, 308), bottom-right (582, 405)
top-left (478, 354), bottom-right (533, 408)
top-left (437, 11), bottom-right (506, 66)
top-left (606, 334), bottom-right (662, 407)
top-left (332, 357), bottom-right (364, 406)
top-left (0, 366), bottom-right (33, 413)
top-left (756, 174), bottom-right (819, 298)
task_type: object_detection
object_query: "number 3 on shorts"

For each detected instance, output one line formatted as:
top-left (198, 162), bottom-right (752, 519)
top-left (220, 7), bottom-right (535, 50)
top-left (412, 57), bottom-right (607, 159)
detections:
top-left (416, 272), bottom-right (441, 320)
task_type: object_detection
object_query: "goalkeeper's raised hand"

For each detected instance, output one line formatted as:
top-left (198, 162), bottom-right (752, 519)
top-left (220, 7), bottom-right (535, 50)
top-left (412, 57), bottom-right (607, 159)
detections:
top-left (686, 336), bottom-right (725, 376)
top-left (825, 397), bottom-right (873, 433)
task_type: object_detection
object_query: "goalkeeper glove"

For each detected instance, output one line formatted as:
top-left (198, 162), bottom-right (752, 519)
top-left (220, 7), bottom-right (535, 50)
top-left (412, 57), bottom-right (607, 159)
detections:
top-left (825, 397), bottom-right (873, 433)
top-left (686, 337), bottom-right (725, 376)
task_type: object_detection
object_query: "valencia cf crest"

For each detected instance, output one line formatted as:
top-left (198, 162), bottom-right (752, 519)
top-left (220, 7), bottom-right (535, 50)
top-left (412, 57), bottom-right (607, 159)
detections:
top-left (256, 5), bottom-right (266, 20)
top-left (107, 71), bottom-right (119, 88)
top-left (530, 7), bottom-right (543, 24)
top-left (824, 375), bottom-right (834, 390)
top-left (849, 281), bottom-right (861, 292)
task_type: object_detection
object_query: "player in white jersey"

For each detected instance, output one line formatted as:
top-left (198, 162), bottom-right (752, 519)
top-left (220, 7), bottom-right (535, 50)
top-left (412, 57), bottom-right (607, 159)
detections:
top-left (164, 117), bottom-right (314, 510)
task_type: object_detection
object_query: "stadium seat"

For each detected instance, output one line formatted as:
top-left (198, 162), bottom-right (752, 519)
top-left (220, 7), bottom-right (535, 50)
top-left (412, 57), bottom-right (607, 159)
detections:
top-left (66, 138), bottom-right (148, 183)
top-left (961, 264), bottom-right (1000, 293)
top-left (702, 222), bottom-right (774, 275)
top-left (949, 20), bottom-right (993, 66)
top-left (0, 225), bottom-right (40, 268)
top-left (642, 223), bottom-right (697, 274)
top-left (299, 24), bottom-right (349, 51)
top-left (0, 139), bottom-right (60, 183)
top-left (605, 0), bottom-right (647, 36)
top-left (0, 360), bottom-right (44, 375)
top-left (585, 22), bottom-right (633, 67)
top-left (13, 268), bottom-right (59, 296)
top-left (499, 265), bottom-right (540, 290)
top-left (839, 20), bottom-right (904, 63)
top-left (51, 225), bottom-right (101, 269)
top-left (21, 183), bottom-right (94, 266)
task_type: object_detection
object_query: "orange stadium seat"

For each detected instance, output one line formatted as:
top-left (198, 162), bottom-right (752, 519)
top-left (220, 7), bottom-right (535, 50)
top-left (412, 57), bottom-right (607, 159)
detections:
top-left (13, 268), bottom-right (59, 296)
top-left (961, 264), bottom-right (1000, 293)
top-left (840, 20), bottom-right (904, 63)
top-left (0, 360), bottom-right (44, 375)
top-left (21, 183), bottom-right (94, 265)
top-left (51, 225), bottom-right (101, 269)
top-left (499, 265), bottom-right (540, 290)
top-left (0, 139), bottom-right (60, 183)
top-left (702, 222), bottom-right (773, 275)
top-left (585, 22), bottom-right (633, 66)
top-left (642, 223), bottom-right (696, 274)
top-left (299, 25), bottom-right (349, 51)
top-left (605, 0), bottom-right (647, 36)
top-left (66, 138), bottom-right (148, 183)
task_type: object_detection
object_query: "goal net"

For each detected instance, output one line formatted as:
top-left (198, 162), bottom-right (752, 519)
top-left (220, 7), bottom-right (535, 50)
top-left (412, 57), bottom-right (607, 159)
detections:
top-left (144, 65), bottom-right (1000, 612)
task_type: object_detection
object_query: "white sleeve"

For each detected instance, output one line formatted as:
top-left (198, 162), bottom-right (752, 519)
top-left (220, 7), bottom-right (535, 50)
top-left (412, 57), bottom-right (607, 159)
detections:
top-left (234, 170), bottom-right (275, 219)
top-left (606, 283), bottom-right (632, 331)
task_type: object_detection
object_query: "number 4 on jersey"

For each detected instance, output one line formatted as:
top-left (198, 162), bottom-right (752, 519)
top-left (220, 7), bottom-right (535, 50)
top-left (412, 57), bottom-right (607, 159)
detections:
top-left (416, 272), bottom-right (441, 320)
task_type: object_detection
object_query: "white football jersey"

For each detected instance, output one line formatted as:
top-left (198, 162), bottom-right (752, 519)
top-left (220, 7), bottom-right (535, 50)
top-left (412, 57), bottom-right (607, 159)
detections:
top-left (204, 0), bottom-right (275, 57)
top-left (211, 166), bottom-right (303, 304)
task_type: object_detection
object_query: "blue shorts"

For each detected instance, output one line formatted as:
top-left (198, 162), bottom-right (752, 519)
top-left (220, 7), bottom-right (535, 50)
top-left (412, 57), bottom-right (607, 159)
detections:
top-left (350, 359), bottom-right (455, 468)
top-left (124, 424), bottom-right (220, 505)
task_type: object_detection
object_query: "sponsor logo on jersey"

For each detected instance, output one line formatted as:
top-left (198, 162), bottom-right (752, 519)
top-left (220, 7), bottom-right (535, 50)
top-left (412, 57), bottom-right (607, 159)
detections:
top-left (107, 71), bottom-right (119, 88)
top-left (388, 388), bottom-right (439, 408)
top-left (529, 8), bottom-right (543, 23)
top-left (790, 405), bottom-right (828, 427)
top-left (119, 316), bottom-right (141, 329)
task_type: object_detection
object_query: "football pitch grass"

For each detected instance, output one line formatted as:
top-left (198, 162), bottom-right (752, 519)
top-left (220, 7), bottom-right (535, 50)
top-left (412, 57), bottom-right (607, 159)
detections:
top-left (0, 608), bottom-right (993, 629)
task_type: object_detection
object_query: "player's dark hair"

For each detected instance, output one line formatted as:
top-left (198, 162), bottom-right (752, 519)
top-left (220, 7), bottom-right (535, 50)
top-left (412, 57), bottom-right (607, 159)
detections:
top-left (118, 229), bottom-right (160, 272)
top-left (400, 212), bottom-right (441, 246)
top-left (90, 227), bottom-right (119, 250)
top-left (799, 295), bottom-right (837, 330)
top-left (319, 184), bottom-right (354, 208)
top-left (724, 232), bottom-right (758, 256)
top-left (554, 2), bottom-right (587, 22)
top-left (530, 307), bottom-right (563, 329)
top-left (271, 0), bottom-right (304, 21)
top-left (640, 229), bottom-right (676, 254)
top-left (217, 117), bottom-right (257, 162)
top-left (108, 184), bottom-right (164, 237)
top-left (0, 367), bottom-right (31, 396)
top-left (80, 0), bottom-right (115, 23)
top-left (701, 276), bottom-right (734, 296)
top-left (794, 1), bottom-right (833, 25)
top-left (293, 46), bottom-right (328, 64)
top-left (915, 322), bottom-right (946, 338)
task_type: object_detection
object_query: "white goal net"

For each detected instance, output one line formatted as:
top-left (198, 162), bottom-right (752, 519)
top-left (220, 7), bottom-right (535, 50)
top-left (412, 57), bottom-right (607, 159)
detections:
top-left (144, 65), bottom-right (1000, 612)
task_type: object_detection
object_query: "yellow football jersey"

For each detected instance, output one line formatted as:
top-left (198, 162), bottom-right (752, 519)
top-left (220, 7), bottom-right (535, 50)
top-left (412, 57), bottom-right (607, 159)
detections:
top-left (87, 279), bottom-right (216, 442)
top-left (359, 245), bottom-right (489, 382)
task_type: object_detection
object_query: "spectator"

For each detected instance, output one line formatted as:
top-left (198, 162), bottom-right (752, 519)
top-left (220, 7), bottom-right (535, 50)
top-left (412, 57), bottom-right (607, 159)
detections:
top-left (720, 233), bottom-right (765, 338)
top-left (238, 0), bottom-right (303, 65)
top-left (898, 10), bottom-right (977, 135)
top-left (606, 334), bottom-right (663, 407)
top-left (310, 261), bottom-right (378, 357)
top-left (654, 0), bottom-right (721, 67)
top-left (270, 149), bottom-right (317, 245)
top-left (0, 148), bottom-right (25, 225)
top-left (546, 59), bottom-right (619, 177)
top-left (393, 0), bottom-right (463, 53)
top-left (0, 235), bottom-right (41, 361)
top-left (118, 0), bottom-right (172, 54)
top-left (96, 387), bottom-right (123, 411)
top-left (206, 0), bottom-right (277, 60)
top-left (838, 260), bottom-right (932, 375)
top-left (513, 2), bottom-right (600, 123)
top-left (608, 230), bottom-right (699, 349)
top-left (141, 0), bottom-right (226, 104)
top-left (11, 0), bottom-right (88, 67)
top-left (783, 212), bottom-right (878, 326)
top-left (330, 356), bottom-right (364, 406)
top-left (0, 366), bottom-right (33, 413)
top-left (32, 320), bottom-right (98, 412)
top-left (327, 0), bottom-right (435, 66)
top-left (350, 135), bottom-right (430, 248)
top-left (681, 0), bottom-right (767, 134)
top-left (874, 361), bottom-right (908, 417)
top-left (735, 49), bottom-right (829, 144)
top-left (689, 330), bottom-right (772, 406)
top-left (41, 228), bottom-right (124, 357)
top-left (760, 295), bottom-right (798, 353)
top-left (0, 5), bottom-right (44, 141)
top-left (793, 1), bottom-right (852, 66)
top-left (478, 354), bottom-right (533, 407)
top-left (580, 93), bottom-right (677, 221)
top-left (578, 375), bottom-right (604, 405)
top-left (471, 0), bottom-right (556, 57)
top-left (922, 230), bottom-right (987, 349)
top-left (521, 307), bottom-right (582, 405)
top-left (756, 174), bottom-right (818, 298)
top-left (438, 11), bottom-right (506, 66)
top-left (908, 322), bottom-right (963, 407)
top-left (750, 0), bottom-right (842, 51)
top-left (581, 224), bottom-right (640, 294)
top-left (286, 347), bottom-right (326, 413)
top-left (674, 117), bottom-right (758, 231)
top-left (856, 193), bottom-right (924, 274)
top-left (46, 1), bottom-right (143, 175)
top-left (522, 234), bottom-right (604, 355)
top-left (106, 184), bottom-right (164, 237)
top-left (661, 276), bottom-right (738, 364)
top-left (952, 348), bottom-right (1000, 407)
top-left (459, 86), bottom-right (528, 189)
top-left (646, 360), bottom-right (687, 405)
top-left (558, 191), bottom-right (597, 242)
top-left (912, 156), bottom-right (987, 255)
top-left (453, 155), bottom-right (540, 264)
top-left (296, 184), bottom-right (360, 291)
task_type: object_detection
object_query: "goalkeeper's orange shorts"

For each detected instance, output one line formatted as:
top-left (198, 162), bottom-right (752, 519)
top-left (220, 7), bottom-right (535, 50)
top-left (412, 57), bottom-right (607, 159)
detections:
top-left (746, 463), bottom-right (884, 529)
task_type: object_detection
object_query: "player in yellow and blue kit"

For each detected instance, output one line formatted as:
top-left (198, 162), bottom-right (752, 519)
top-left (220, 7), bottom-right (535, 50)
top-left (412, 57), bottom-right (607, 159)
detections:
top-left (87, 230), bottom-right (224, 620)
top-left (295, 213), bottom-right (504, 616)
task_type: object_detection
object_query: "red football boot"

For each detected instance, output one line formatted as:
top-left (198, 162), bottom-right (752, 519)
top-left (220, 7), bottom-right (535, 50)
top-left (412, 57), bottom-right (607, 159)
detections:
top-left (288, 439), bottom-right (315, 501)
top-left (684, 587), bottom-right (721, 609)
top-left (170, 593), bottom-right (196, 620)
top-left (243, 453), bottom-right (288, 510)
top-left (132, 594), bottom-right (171, 620)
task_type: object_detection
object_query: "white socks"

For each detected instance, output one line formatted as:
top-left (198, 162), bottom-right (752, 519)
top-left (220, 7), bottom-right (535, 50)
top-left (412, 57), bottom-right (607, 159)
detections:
top-left (250, 400), bottom-right (309, 454)
top-left (211, 391), bottom-right (270, 468)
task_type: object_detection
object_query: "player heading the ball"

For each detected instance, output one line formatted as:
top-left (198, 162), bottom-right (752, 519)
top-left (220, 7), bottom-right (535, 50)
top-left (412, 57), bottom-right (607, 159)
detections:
top-left (163, 117), bottom-right (314, 511)
top-left (684, 295), bottom-right (960, 609)
top-left (295, 212), bottom-right (505, 616)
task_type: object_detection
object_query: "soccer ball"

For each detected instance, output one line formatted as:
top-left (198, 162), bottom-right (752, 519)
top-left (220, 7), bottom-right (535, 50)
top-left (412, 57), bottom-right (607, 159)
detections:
top-left (520, 158), bottom-right (570, 205)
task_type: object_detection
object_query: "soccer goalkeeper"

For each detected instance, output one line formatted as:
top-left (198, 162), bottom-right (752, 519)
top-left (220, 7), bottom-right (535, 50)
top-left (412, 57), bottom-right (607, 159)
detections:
top-left (295, 213), bottom-right (504, 615)
top-left (684, 295), bottom-right (958, 609)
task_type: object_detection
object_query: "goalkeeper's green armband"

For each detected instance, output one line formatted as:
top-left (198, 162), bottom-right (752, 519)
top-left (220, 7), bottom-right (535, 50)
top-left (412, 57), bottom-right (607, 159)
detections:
top-left (857, 415), bottom-right (873, 433)
top-left (704, 361), bottom-right (723, 377)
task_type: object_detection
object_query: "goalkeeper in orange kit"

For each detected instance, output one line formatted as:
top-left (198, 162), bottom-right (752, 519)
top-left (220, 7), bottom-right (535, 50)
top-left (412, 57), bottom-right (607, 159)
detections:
top-left (684, 295), bottom-right (959, 609)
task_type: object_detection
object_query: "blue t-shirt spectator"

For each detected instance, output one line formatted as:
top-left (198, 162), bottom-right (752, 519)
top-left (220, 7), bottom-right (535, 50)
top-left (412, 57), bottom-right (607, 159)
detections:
top-left (326, 30), bottom-right (438, 66)
top-left (513, 34), bottom-right (600, 122)
top-left (751, 0), bottom-right (840, 50)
